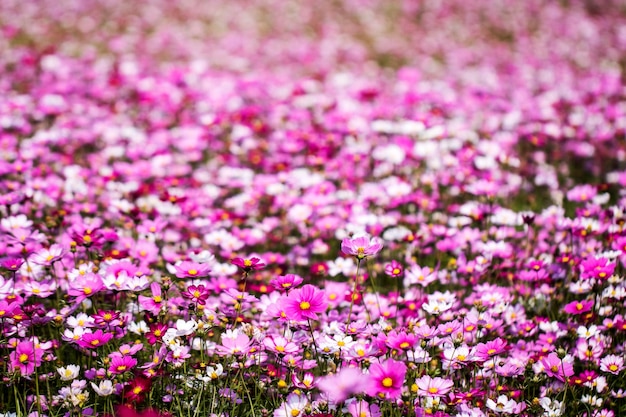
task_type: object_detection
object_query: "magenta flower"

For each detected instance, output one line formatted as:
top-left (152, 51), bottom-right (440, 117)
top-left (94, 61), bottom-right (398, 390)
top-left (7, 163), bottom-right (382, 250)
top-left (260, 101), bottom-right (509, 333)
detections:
top-left (384, 260), bottom-right (403, 277)
top-left (109, 355), bottom-right (138, 375)
top-left (138, 282), bottom-right (164, 315)
top-left (9, 340), bottom-right (44, 376)
top-left (474, 337), bottom-right (508, 362)
top-left (366, 358), bottom-right (407, 399)
top-left (284, 284), bottom-right (327, 321)
top-left (78, 329), bottom-right (114, 349)
top-left (231, 256), bottom-right (266, 273)
top-left (270, 274), bottom-right (304, 292)
top-left (181, 284), bottom-right (210, 305)
top-left (341, 235), bottom-right (383, 260)
top-left (414, 375), bottom-right (454, 397)
top-left (563, 299), bottom-right (594, 315)
top-left (0, 257), bottom-right (24, 271)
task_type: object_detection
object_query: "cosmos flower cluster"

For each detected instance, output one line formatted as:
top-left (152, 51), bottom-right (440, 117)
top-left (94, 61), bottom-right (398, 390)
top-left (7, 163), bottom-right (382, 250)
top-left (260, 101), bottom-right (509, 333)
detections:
top-left (1, 1), bottom-right (626, 417)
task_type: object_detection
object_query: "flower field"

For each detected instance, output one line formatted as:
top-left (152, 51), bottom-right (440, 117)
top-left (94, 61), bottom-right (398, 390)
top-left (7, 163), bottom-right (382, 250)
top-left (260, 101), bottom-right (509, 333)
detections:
top-left (2, 1), bottom-right (626, 416)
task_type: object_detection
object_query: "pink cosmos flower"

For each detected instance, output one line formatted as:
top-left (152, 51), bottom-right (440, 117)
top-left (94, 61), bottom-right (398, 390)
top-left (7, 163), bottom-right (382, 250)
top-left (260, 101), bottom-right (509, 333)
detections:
top-left (67, 272), bottom-right (104, 303)
top-left (291, 372), bottom-right (316, 390)
top-left (270, 274), bottom-right (304, 292)
top-left (29, 244), bottom-right (65, 266)
top-left (172, 261), bottom-right (211, 278)
top-left (341, 235), bottom-right (383, 260)
top-left (414, 375), bottom-right (454, 397)
top-left (138, 282), bottom-right (164, 315)
top-left (9, 340), bottom-right (44, 376)
top-left (109, 355), bottom-right (138, 375)
top-left (366, 358), bottom-right (407, 399)
top-left (231, 256), bottom-right (266, 273)
top-left (384, 260), bottom-right (403, 277)
top-left (284, 284), bottom-right (327, 321)
top-left (600, 354), bottom-right (624, 375)
top-left (78, 329), bottom-right (114, 349)
top-left (563, 299), bottom-right (594, 315)
top-left (541, 352), bottom-right (574, 382)
top-left (0, 257), bottom-right (24, 271)
top-left (473, 338), bottom-right (508, 362)
top-left (216, 330), bottom-right (252, 357)
top-left (263, 335), bottom-right (299, 355)
top-left (181, 284), bottom-right (210, 305)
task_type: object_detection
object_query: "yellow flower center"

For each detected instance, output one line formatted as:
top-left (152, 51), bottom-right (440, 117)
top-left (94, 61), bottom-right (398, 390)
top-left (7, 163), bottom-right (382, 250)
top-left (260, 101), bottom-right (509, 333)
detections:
top-left (299, 301), bottom-right (311, 310)
top-left (382, 377), bottom-right (393, 388)
top-left (428, 387), bottom-right (439, 394)
top-left (83, 287), bottom-right (92, 295)
top-left (153, 296), bottom-right (162, 303)
top-left (19, 353), bottom-right (29, 363)
top-left (188, 269), bottom-right (198, 276)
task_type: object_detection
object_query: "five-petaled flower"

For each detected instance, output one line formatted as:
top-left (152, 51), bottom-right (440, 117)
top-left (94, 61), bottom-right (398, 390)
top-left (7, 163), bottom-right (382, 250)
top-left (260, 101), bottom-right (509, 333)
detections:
top-left (341, 235), bottom-right (383, 260)
top-left (231, 257), bottom-right (266, 273)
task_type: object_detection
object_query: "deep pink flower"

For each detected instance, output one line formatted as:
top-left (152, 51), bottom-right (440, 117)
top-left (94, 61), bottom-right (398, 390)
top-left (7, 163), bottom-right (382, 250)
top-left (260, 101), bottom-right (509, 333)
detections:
top-left (9, 340), bottom-right (44, 376)
top-left (284, 284), bottom-right (327, 321)
top-left (384, 260), bottom-right (403, 277)
top-left (78, 329), bottom-right (114, 349)
top-left (341, 235), bottom-right (383, 260)
top-left (270, 274), bottom-right (304, 292)
top-left (473, 338), bottom-right (508, 362)
top-left (563, 299), bottom-right (593, 315)
top-left (138, 282), bottom-right (164, 315)
top-left (109, 355), bottom-right (138, 375)
top-left (181, 284), bottom-right (210, 305)
top-left (366, 358), bottom-right (407, 399)
top-left (231, 256), bottom-right (266, 272)
top-left (0, 257), bottom-right (24, 271)
top-left (146, 323), bottom-right (169, 344)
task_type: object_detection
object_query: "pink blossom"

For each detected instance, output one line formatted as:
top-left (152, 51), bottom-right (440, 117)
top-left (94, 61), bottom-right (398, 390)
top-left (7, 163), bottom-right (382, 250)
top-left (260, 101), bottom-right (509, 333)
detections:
top-left (341, 235), bottom-right (383, 260)
top-left (283, 284), bottom-right (327, 321)
top-left (366, 358), bottom-right (407, 400)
